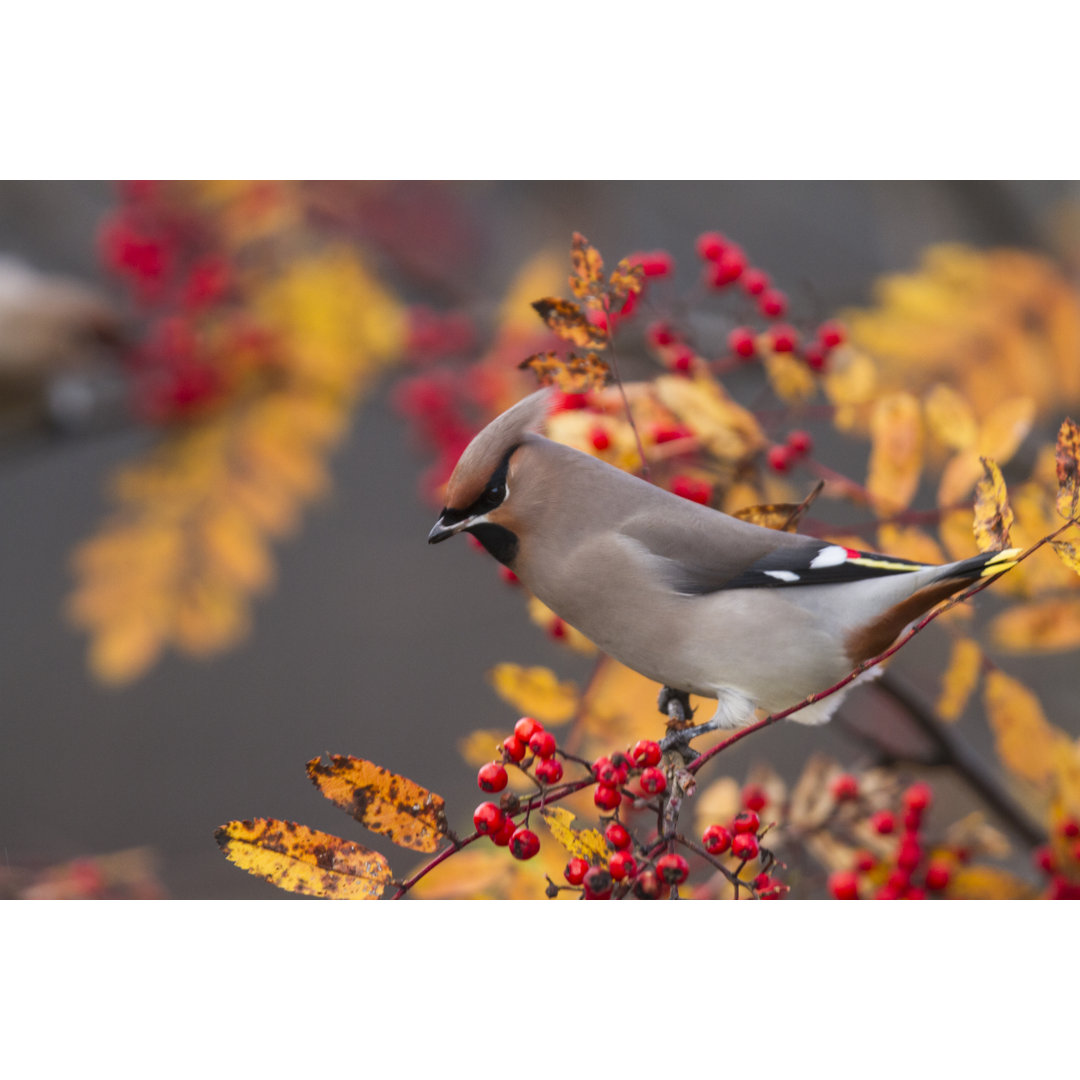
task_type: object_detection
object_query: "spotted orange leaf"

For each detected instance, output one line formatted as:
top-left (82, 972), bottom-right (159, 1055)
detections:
top-left (568, 232), bottom-right (605, 302)
top-left (519, 350), bottom-right (611, 393)
top-left (306, 755), bottom-right (447, 852)
top-left (531, 297), bottom-right (607, 348)
top-left (1055, 416), bottom-right (1080, 520)
top-left (214, 818), bottom-right (390, 899)
top-left (972, 457), bottom-right (1013, 552)
top-left (607, 258), bottom-right (645, 307)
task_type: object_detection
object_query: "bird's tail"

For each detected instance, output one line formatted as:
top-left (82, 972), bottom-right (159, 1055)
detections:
top-left (941, 547), bottom-right (1022, 581)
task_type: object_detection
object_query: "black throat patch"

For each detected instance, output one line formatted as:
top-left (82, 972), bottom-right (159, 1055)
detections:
top-left (468, 523), bottom-right (519, 566)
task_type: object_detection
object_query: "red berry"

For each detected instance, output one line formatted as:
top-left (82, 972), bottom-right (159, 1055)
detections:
top-left (552, 391), bottom-right (590, 412)
top-left (742, 784), bottom-right (768, 812)
top-left (1034, 846), bottom-right (1057, 874)
top-left (871, 810), bottom-right (896, 835)
top-left (803, 343), bottom-right (828, 371)
top-left (786, 429), bottom-right (813, 457)
top-left (594, 784), bottom-right (621, 810)
top-left (491, 815), bottom-right (517, 847)
top-left (903, 808), bottom-right (924, 833)
top-left (640, 767), bottom-right (667, 795)
top-left (502, 735), bottom-right (527, 763)
top-left (731, 833), bottom-right (760, 861)
top-left (633, 870), bottom-right (661, 899)
top-left (695, 231), bottom-right (727, 261)
top-left (903, 783), bottom-right (932, 813)
top-left (478, 762), bottom-right (508, 793)
top-left (829, 773), bottom-right (859, 801)
top-left (758, 289), bottom-right (787, 318)
top-left (535, 758), bottom-right (563, 784)
top-left (733, 810), bottom-right (760, 835)
top-left (608, 753), bottom-right (631, 785)
top-left (655, 852), bottom-right (689, 885)
top-left (593, 756), bottom-right (617, 784)
top-left (728, 326), bottom-right (757, 360)
top-left (925, 861), bottom-right (951, 891)
top-left (473, 802), bottom-right (505, 836)
top-left (514, 717), bottom-right (543, 744)
top-left (630, 739), bottom-right (662, 768)
top-left (565, 857), bottom-right (589, 885)
top-left (672, 475), bottom-right (712, 504)
top-left (630, 250), bottom-right (674, 278)
top-left (905, 886), bottom-right (927, 901)
top-left (875, 885), bottom-right (902, 901)
top-left (854, 850), bottom-right (876, 873)
top-left (548, 619), bottom-right (567, 641)
top-left (817, 321), bottom-right (845, 349)
top-left (703, 824), bottom-right (732, 855)
top-left (1058, 819), bottom-right (1080, 839)
top-left (647, 321), bottom-right (677, 347)
top-left (590, 427), bottom-right (611, 451)
top-left (609, 851), bottom-right (638, 881)
top-left (829, 870), bottom-right (860, 900)
top-left (509, 827), bottom-right (540, 860)
top-left (708, 248), bottom-right (745, 287)
top-left (499, 566), bottom-right (520, 586)
top-left (741, 268), bottom-right (770, 296)
top-left (652, 423), bottom-right (693, 444)
top-left (1073, 839), bottom-right (1080, 864)
top-left (670, 349), bottom-right (694, 374)
top-left (583, 866), bottom-right (613, 899)
top-left (768, 324), bottom-right (798, 353)
top-left (529, 730), bottom-right (557, 759)
top-left (897, 838), bottom-right (922, 872)
top-left (767, 445), bottom-right (793, 473)
top-left (886, 868), bottom-right (911, 892)
top-left (605, 821), bottom-right (631, 850)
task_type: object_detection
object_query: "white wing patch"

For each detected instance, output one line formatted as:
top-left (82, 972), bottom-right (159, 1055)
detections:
top-left (764, 570), bottom-right (800, 582)
top-left (810, 545), bottom-right (848, 569)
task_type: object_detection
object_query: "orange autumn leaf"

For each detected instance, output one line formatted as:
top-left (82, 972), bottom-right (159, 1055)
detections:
top-left (531, 297), bottom-right (607, 349)
top-left (972, 457), bottom-right (1014, 552)
top-left (568, 232), bottom-right (605, 302)
top-left (762, 349), bottom-right (817, 404)
top-left (990, 598), bottom-right (1080, 653)
top-left (608, 258), bottom-right (645, 307)
top-left (867, 392), bottom-right (923, 513)
top-left (924, 384), bottom-right (977, 450)
top-left (935, 637), bottom-right (982, 722)
top-left (876, 524), bottom-right (947, 566)
top-left (540, 807), bottom-right (609, 865)
top-left (1056, 416), bottom-right (1080, 520)
top-left (488, 663), bottom-right (579, 724)
top-left (519, 350), bottom-right (612, 393)
top-left (983, 671), bottom-right (1062, 786)
top-left (214, 818), bottom-right (390, 899)
top-left (306, 755), bottom-right (447, 853)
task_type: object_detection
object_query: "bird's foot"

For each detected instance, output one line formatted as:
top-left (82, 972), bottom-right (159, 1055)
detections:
top-left (660, 716), bottom-right (723, 757)
top-left (658, 687), bottom-right (705, 761)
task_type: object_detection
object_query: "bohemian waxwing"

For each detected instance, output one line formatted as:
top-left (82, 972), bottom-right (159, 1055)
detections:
top-left (428, 388), bottom-right (1018, 736)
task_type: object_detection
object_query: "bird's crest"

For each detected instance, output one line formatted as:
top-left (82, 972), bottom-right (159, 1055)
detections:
top-left (444, 388), bottom-right (553, 511)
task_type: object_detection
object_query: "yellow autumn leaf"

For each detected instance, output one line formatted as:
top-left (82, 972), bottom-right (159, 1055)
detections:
top-left (972, 457), bottom-right (1014, 552)
top-left (568, 232), bottom-right (605, 301)
top-left (1056, 416), bottom-right (1080, 520)
top-left (937, 451), bottom-right (984, 509)
top-left (822, 346), bottom-right (877, 431)
top-left (653, 374), bottom-right (764, 461)
top-left (990, 598), bottom-right (1080, 653)
top-left (215, 818), bottom-right (390, 899)
top-left (693, 777), bottom-right (741, 836)
top-left (944, 865), bottom-right (1033, 900)
top-left (867, 392), bottom-right (923, 514)
top-left (939, 507), bottom-right (981, 561)
top-left (498, 250), bottom-right (566, 336)
top-left (1050, 538), bottom-right (1080, 578)
top-left (977, 396), bottom-right (1035, 463)
top-left (540, 807), bottom-right (609, 865)
top-left (876, 524), bottom-right (946, 567)
top-left (87, 615), bottom-right (166, 686)
top-left (762, 350), bottom-right (817, 404)
top-left (924, 384), bottom-right (977, 450)
top-left (488, 662), bottom-right (579, 724)
top-left (936, 637), bottom-right (982, 721)
top-left (983, 670), bottom-right (1063, 786)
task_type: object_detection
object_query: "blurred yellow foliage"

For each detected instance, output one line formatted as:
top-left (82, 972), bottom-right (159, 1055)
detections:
top-left (487, 663), bottom-right (579, 724)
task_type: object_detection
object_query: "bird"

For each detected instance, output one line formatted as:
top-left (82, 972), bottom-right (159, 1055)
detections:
top-left (428, 387), bottom-right (1018, 739)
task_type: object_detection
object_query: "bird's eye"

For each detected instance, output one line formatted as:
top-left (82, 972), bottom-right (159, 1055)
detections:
top-left (480, 483), bottom-right (503, 508)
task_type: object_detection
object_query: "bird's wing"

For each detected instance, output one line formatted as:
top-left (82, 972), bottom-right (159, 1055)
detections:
top-left (619, 499), bottom-right (932, 596)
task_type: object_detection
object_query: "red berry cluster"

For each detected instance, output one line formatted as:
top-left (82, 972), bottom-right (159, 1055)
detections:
top-left (766, 428), bottom-right (814, 473)
top-left (671, 475), bottom-right (713, 505)
top-left (826, 779), bottom-right (957, 900)
top-left (1032, 816), bottom-right (1080, 899)
top-left (700, 783), bottom-right (787, 898)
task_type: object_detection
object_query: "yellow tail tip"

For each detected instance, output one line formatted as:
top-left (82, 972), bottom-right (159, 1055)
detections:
top-left (979, 547), bottom-right (1022, 576)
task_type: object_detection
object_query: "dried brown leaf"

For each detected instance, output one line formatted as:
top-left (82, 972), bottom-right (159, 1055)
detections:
top-left (531, 297), bottom-right (607, 348)
top-left (1055, 416), bottom-right (1080, 520)
top-left (972, 457), bottom-right (1014, 552)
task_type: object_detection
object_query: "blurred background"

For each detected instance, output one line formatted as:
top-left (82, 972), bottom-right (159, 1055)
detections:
top-left (2, 180), bottom-right (1078, 898)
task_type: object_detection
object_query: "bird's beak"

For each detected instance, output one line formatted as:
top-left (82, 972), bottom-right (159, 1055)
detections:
top-left (428, 511), bottom-right (469, 544)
